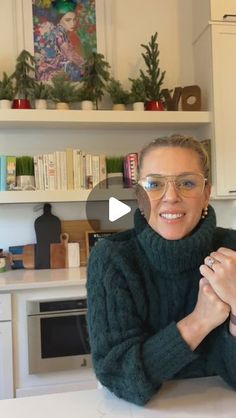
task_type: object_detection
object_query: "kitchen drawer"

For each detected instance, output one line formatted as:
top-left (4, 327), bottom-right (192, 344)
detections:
top-left (210, 0), bottom-right (236, 21)
top-left (0, 294), bottom-right (11, 321)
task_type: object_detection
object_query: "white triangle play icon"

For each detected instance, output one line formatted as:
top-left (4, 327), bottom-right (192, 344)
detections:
top-left (109, 197), bottom-right (131, 222)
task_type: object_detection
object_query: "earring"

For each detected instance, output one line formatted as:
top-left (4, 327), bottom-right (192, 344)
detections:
top-left (201, 206), bottom-right (208, 219)
top-left (140, 208), bottom-right (144, 216)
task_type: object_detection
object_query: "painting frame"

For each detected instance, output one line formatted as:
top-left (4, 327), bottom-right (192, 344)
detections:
top-left (14, 0), bottom-right (113, 78)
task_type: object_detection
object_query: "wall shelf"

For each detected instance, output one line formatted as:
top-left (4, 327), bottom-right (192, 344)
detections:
top-left (0, 109), bottom-right (211, 129)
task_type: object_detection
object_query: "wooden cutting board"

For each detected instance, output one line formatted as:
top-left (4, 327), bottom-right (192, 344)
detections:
top-left (50, 233), bottom-right (69, 269)
top-left (10, 244), bottom-right (35, 269)
top-left (61, 220), bottom-right (100, 266)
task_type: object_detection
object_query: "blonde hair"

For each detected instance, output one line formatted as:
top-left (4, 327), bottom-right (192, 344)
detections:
top-left (137, 134), bottom-right (210, 180)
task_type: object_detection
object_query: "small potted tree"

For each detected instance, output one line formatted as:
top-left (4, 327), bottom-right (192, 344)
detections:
top-left (50, 72), bottom-right (79, 109)
top-left (139, 32), bottom-right (166, 111)
top-left (29, 81), bottom-right (52, 109)
top-left (106, 156), bottom-right (124, 188)
top-left (0, 72), bottom-right (15, 109)
top-left (79, 52), bottom-right (110, 110)
top-left (16, 155), bottom-right (35, 190)
top-left (106, 78), bottom-right (130, 110)
top-left (129, 77), bottom-right (146, 111)
top-left (12, 49), bottom-right (36, 109)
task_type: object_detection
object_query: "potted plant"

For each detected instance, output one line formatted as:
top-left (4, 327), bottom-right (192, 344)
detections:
top-left (139, 32), bottom-right (166, 110)
top-left (29, 81), bottom-right (52, 109)
top-left (106, 78), bottom-right (130, 110)
top-left (50, 72), bottom-right (79, 109)
top-left (16, 155), bottom-right (35, 190)
top-left (79, 52), bottom-right (110, 110)
top-left (12, 49), bottom-right (36, 109)
top-left (129, 77), bottom-right (146, 111)
top-left (0, 72), bottom-right (15, 109)
top-left (106, 156), bottom-right (124, 188)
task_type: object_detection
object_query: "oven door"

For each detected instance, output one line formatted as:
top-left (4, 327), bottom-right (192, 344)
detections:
top-left (27, 310), bottom-right (91, 374)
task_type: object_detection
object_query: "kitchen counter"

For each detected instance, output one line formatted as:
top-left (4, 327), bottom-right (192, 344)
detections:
top-left (0, 376), bottom-right (235, 417)
top-left (0, 267), bottom-right (86, 292)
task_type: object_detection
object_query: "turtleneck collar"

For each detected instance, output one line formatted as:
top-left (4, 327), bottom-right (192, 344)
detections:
top-left (134, 205), bottom-right (216, 274)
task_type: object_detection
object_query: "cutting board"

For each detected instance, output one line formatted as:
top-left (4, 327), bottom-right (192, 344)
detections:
top-left (10, 244), bottom-right (35, 269)
top-left (61, 220), bottom-right (100, 266)
top-left (50, 233), bottom-right (69, 269)
top-left (34, 203), bottom-right (61, 269)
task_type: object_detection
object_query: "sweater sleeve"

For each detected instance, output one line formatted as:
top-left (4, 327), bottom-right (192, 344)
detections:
top-left (206, 323), bottom-right (236, 389)
top-left (86, 242), bottom-right (198, 405)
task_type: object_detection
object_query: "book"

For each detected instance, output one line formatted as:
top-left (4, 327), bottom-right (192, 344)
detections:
top-left (124, 153), bottom-right (138, 187)
top-left (85, 153), bottom-right (93, 189)
top-left (72, 149), bottom-right (81, 190)
top-left (0, 155), bottom-right (7, 191)
top-left (66, 148), bottom-right (74, 190)
top-left (99, 154), bottom-right (107, 189)
top-left (6, 155), bottom-right (16, 190)
top-left (47, 152), bottom-right (56, 190)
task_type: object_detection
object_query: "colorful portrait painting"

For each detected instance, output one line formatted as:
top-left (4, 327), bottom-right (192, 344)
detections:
top-left (32, 0), bottom-right (97, 81)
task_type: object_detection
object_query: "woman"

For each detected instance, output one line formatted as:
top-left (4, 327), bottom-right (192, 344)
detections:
top-left (35, 1), bottom-right (84, 81)
top-left (87, 135), bottom-right (236, 406)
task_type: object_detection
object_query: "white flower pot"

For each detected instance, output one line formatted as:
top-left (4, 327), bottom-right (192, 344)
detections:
top-left (16, 175), bottom-right (35, 190)
top-left (107, 172), bottom-right (123, 188)
top-left (112, 104), bottom-right (126, 111)
top-left (35, 99), bottom-right (47, 109)
top-left (81, 100), bottom-right (94, 110)
top-left (56, 102), bottom-right (70, 110)
top-left (0, 99), bottom-right (12, 109)
top-left (133, 102), bottom-right (145, 111)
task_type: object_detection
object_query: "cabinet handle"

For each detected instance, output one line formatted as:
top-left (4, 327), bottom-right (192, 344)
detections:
top-left (229, 190), bottom-right (236, 193)
top-left (223, 14), bottom-right (236, 21)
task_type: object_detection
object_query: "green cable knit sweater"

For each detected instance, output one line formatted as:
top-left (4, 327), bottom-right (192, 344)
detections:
top-left (87, 205), bottom-right (236, 405)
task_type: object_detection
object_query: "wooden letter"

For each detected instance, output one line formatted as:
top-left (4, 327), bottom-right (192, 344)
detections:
top-left (181, 85), bottom-right (201, 111)
top-left (162, 87), bottom-right (182, 111)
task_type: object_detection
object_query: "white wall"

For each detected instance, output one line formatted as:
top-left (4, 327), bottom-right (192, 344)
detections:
top-left (0, 0), bottom-right (235, 252)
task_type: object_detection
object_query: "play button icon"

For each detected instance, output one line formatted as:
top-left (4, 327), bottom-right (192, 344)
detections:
top-left (109, 197), bottom-right (131, 222)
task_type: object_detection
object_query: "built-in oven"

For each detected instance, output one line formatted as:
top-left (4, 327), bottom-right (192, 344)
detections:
top-left (27, 297), bottom-right (91, 374)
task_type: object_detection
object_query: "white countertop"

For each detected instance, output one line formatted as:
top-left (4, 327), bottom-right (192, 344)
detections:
top-left (0, 267), bottom-right (86, 292)
top-left (0, 376), bottom-right (235, 417)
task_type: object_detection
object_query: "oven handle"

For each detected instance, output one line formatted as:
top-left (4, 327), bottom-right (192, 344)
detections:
top-left (28, 310), bottom-right (87, 319)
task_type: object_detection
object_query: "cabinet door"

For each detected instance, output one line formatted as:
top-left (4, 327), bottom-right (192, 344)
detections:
top-left (212, 24), bottom-right (236, 197)
top-left (210, 0), bottom-right (236, 21)
top-left (0, 321), bottom-right (13, 399)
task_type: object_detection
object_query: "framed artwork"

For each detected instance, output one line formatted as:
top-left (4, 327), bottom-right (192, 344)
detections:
top-left (15, 0), bottom-right (112, 81)
top-left (85, 230), bottom-right (118, 259)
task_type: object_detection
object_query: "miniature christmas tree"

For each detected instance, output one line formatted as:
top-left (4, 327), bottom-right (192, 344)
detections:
top-left (12, 49), bottom-right (36, 99)
top-left (139, 32), bottom-right (166, 102)
top-left (80, 52), bottom-right (110, 109)
top-left (0, 72), bottom-right (15, 100)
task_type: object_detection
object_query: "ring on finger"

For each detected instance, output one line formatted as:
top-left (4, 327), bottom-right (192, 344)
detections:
top-left (205, 256), bottom-right (217, 269)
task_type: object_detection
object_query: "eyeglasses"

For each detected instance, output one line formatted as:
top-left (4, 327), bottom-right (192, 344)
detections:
top-left (138, 172), bottom-right (207, 200)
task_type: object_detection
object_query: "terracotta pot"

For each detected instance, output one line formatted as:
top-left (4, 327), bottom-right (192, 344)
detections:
top-left (81, 100), bottom-right (94, 110)
top-left (0, 99), bottom-right (12, 109)
top-left (12, 99), bottom-right (31, 109)
top-left (112, 103), bottom-right (126, 111)
top-left (145, 101), bottom-right (165, 111)
top-left (35, 99), bottom-right (47, 109)
top-left (132, 102), bottom-right (145, 111)
top-left (56, 102), bottom-right (70, 110)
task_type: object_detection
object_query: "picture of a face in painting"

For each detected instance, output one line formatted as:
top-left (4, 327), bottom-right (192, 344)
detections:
top-left (32, 0), bottom-right (97, 81)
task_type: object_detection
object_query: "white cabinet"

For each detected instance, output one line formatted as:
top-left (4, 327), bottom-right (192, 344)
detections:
top-left (0, 294), bottom-right (14, 399)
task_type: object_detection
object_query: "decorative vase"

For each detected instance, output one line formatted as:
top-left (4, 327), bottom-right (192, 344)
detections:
top-left (12, 99), bottom-right (31, 109)
top-left (107, 172), bottom-right (123, 188)
top-left (56, 102), bottom-right (70, 110)
top-left (145, 101), bottom-right (165, 111)
top-left (35, 99), bottom-right (47, 109)
top-left (0, 99), bottom-right (12, 109)
top-left (132, 102), bottom-right (145, 111)
top-left (16, 175), bottom-right (35, 190)
top-left (81, 100), bottom-right (94, 110)
top-left (112, 104), bottom-right (126, 111)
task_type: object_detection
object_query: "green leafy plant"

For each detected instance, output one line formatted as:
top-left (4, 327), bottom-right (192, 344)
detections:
top-left (106, 156), bottom-right (124, 173)
top-left (0, 72), bottom-right (15, 100)
top-left (129, 77), bottom-right (146, 102)
top-left (79, 52), bottom-right (110, 109)
top-left (139, 32), bottom-right (166, 101)
top-left (106, 78), bottom-right (130, 105)
top-left (16, 156), bottom-right (34, 176)
top-left (50, 72), bottom-right (79, 103)
top-left (29, 81), bottom-right (52, 100)
top-left (12, 49), bottom-right (36, 99)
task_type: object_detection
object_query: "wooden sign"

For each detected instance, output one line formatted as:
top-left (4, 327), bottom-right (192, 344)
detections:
top-left (85, 230), bottom-right (118, 260)
top-left (162, 85), bottom-right (202, 111)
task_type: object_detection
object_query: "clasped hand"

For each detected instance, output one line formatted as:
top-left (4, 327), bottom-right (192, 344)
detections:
top-left (199, 247), bottom-right (236, 312)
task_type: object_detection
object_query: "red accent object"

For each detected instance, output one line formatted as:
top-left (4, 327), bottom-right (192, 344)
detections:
top-left (145, 101), bottom-right (165, 111)
top-left (12, 99), bottom-right (31, 109)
